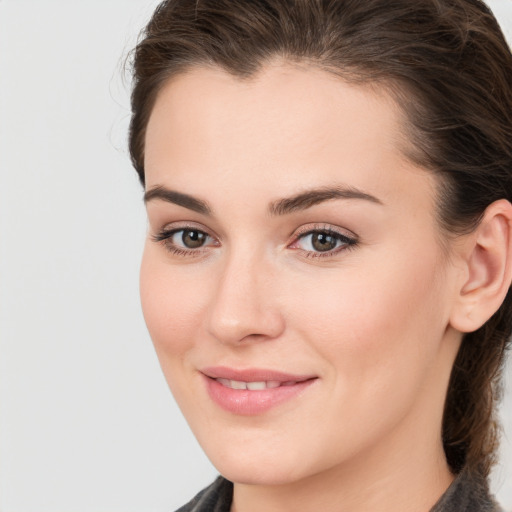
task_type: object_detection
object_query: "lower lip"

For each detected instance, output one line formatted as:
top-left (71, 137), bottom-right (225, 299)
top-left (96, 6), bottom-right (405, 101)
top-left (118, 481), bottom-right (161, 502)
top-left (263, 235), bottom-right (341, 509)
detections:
top-left (203, 376), bottom-right (316, 415)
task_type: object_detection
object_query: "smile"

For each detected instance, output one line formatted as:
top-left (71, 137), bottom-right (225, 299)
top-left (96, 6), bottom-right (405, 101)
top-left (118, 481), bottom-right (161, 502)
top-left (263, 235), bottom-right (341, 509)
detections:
top-left (215, 379), bottom-right (299, 390)
top-left (201, 367), bottom-right (318, 415)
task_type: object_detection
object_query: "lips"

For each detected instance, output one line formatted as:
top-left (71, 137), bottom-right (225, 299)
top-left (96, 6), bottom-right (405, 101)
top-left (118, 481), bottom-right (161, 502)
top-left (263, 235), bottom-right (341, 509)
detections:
top-left (201, 366), bottom-right (317, 415)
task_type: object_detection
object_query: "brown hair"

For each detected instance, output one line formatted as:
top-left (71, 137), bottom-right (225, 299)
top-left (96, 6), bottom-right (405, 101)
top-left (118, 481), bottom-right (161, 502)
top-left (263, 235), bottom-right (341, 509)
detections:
top-left (128, 0), bottom-right (512, 478)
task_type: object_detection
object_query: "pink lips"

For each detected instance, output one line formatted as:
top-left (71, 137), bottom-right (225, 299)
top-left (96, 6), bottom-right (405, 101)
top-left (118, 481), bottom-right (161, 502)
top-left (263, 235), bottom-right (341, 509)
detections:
top-left (201, 366), bottom-right (317, 415)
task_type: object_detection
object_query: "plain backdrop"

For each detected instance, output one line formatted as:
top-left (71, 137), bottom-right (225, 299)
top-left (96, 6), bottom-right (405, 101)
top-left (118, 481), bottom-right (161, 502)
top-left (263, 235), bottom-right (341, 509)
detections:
top-left (0, 1), bottom-right (511, 511)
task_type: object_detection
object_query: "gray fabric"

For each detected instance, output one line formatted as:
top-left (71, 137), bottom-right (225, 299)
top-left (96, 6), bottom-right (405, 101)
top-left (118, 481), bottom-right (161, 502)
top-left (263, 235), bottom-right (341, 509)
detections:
top-left (430, 469), bottom-right (504, 512)
top-left (175, 477), bottom-right (232, 512)
top-left (175, 469), bottom-right (504, 512)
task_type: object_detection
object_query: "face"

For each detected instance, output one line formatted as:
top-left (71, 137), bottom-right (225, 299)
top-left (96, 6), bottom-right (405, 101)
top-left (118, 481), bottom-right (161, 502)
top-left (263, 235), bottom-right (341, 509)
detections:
top-left (141, 63), bottom-right (463, 486)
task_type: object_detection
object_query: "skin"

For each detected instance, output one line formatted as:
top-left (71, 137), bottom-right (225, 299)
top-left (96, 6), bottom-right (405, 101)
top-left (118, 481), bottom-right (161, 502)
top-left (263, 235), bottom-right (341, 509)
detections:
top-left (140, 63), bottom-right (470, 512)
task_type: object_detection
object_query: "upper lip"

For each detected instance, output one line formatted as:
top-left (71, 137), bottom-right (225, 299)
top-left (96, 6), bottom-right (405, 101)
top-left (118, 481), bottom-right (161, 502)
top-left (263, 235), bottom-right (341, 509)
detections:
top-left (200, 366), bottom-right (317, 382)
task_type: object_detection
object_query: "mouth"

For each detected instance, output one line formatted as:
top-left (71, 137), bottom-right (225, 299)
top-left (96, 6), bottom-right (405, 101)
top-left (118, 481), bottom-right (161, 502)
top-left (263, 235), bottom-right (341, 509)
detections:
top-left (213, 378), bottom-right (311, 390)
top-left (200, 366), bottom-right (318, 415)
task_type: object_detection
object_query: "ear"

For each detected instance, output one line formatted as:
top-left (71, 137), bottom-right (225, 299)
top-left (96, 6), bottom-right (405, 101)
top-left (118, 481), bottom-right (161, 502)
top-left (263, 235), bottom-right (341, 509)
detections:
top-left (449, 199), bottom-right (512, 333)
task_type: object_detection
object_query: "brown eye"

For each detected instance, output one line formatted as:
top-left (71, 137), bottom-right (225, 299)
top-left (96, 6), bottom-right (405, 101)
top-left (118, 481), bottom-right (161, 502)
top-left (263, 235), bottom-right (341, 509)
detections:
top-left (181, 229), bottom-right (207, 248)
top-left (292, 229), bottom-right (357, 256)
top-left (311, 232), bottom-right (338, 252)
top-left (153, 227), bottom-right (215, 255)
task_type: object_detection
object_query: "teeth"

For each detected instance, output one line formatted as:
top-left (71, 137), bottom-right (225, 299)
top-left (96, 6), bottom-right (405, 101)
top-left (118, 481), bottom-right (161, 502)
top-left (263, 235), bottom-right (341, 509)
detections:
top-left (246, 381), bottom-right (266, 390)
top-left (230, 380), bottom-right (247, 390)
top-left (215, 379), bottom-right (294, 390)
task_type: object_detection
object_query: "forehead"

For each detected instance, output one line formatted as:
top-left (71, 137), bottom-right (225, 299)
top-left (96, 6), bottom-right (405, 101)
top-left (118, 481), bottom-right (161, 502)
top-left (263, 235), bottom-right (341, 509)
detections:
top-left (145, 62), bottom-right (404, 166)
top-left (144, 63), bottom-right (435, 215)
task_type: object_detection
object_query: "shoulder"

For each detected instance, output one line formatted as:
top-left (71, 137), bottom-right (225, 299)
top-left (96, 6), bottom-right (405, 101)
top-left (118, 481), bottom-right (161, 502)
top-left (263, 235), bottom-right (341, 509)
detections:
top-left (174, 477), bottom-right (233, 512)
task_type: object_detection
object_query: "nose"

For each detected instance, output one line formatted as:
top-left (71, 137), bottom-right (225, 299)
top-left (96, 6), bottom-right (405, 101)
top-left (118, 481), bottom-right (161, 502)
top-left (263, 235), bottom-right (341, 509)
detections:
top-left (206, 252), bottom-right (285, 345)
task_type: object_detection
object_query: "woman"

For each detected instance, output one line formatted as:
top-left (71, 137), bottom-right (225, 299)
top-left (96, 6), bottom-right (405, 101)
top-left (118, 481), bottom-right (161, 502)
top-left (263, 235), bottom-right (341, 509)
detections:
top-left (128, 0), bottom-right (512, 510)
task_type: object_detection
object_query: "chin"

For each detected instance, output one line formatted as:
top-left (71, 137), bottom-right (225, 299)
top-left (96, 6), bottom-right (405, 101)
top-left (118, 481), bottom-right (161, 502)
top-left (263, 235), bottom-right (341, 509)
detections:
top-left (215, 461), bottom-right (303, 486)
top-left (203, 442), bottom-right (319, 486)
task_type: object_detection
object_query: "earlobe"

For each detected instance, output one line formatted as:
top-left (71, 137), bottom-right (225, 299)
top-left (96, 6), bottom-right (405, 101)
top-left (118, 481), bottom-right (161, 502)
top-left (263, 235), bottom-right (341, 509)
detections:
top-left (449, 199), bottom-right (512, 333)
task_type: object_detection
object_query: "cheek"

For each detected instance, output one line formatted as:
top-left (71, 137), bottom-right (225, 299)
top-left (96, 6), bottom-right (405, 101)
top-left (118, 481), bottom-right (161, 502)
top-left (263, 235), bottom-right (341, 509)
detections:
top-left (270, 248), bottom-right (451, 465)
top-left (283, 244), bottom-right (448, 387)
top-left (139, 244), bottom-right (207, 358)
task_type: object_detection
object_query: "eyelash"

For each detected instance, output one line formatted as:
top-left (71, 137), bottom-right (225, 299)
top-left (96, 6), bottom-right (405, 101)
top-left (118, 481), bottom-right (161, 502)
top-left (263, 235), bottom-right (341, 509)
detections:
top-left (151, 224), bottom-right (217, 258)
top-left (152, 224), bottom-right (358, 259)
top-left (290, 226), bottom-right (358, 258)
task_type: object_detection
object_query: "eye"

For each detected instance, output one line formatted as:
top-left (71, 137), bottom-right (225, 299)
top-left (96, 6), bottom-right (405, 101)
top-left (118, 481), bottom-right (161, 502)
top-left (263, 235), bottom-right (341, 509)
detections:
top-left (152, 226), bottom-right (218, 256)
top-left (289, 227), bottom-right (357, 257)
top-left (173, 229), bottom-right (209, 249)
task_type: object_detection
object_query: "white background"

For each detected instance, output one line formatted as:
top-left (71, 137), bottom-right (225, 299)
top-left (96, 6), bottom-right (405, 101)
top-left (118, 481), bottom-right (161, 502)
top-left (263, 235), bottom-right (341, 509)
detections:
top-left (0, 1), bottom-right (511, 511)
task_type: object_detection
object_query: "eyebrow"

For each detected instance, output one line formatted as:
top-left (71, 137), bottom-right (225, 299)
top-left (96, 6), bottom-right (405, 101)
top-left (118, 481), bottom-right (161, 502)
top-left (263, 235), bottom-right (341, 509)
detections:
top-left (143, 184), bottom-right (382, 216)
top-left (144, 185), bottom-right (212, 216)
top-left (269, 186), bottom-right (383, 216)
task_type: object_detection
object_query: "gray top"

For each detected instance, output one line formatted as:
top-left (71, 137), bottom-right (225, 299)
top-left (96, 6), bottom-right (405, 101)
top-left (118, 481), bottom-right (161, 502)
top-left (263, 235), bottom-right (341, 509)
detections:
top-left (175, 469), bottom-right (504, 512)
top-left (430, 469), bottom-right (504, 512)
